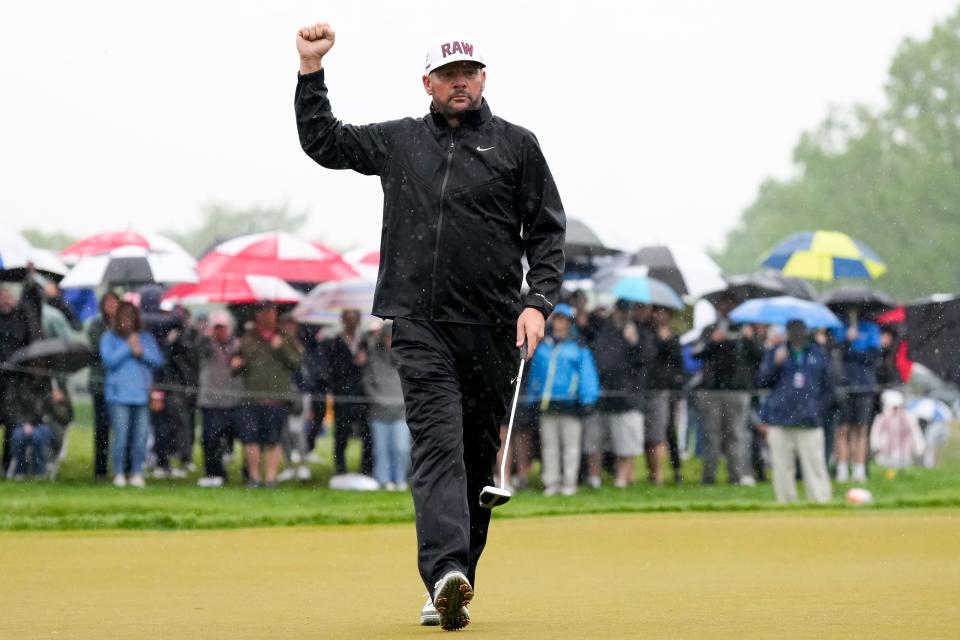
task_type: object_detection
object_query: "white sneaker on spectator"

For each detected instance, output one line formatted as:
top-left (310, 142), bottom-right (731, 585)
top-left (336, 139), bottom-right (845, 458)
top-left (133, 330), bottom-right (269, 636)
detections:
top-left (432, 571), bottom-right (472, 631)
top-left (222, 453), bottom-right (235, 466)
top-left (543, 485), bottom-right (560, 497)
top-left (129, 474), bottom-right (146, 488)
top-left (383, 481), bottom-right (397, 491)
top-left (851, 465), bottom-right (867, 483)
top-left (836, 463), bottom-right (850, 483)
top-left (296, 465), bottom-right (312, 481)
top-left (197, 476), bottom-right (224, 488)
top-left (277, 468), bottom-right (297, 482)
top-left (290, 450), bottom-right (302, 464)
top-left (113, 474), bottom-right (127, 488)
top-left (306, 451), bottom-right (322, 464)
top-left (420, 596), bottom-right (440, 626)
top-left (185, 463), bottom-right (197, 473)
top-left (613, 478), bottom-right (628, 489)
top-left (169, 467), bottom-right (188, 479)
top-left (152, 468), bottom-right (169, 479)
top-left (397, 482), bottom-right (409, 491)
top-left (561, 485), bottom-right (578, 497)
top-left (587, 475), bottom-right (602, 489)
top-left (738, 476), bottom-right (757, 487)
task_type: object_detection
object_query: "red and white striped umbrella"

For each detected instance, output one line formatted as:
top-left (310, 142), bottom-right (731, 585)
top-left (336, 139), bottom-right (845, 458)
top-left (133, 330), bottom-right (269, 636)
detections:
top-left (163, 273), bottom-right (302, 306)
top-left (60, 230), bottom-right (194, 265)
top-left (60, 245), bottom-right (197, 288)
top-left (342, 246), bottom-right (380, 278)
top-left (197, 232), bottom-right (358, 283)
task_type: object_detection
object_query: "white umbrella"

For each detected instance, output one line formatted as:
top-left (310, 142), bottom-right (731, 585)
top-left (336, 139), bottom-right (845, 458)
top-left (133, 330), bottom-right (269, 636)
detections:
top-left (0, 226), bottom-right (69, 282)
top-left (294, 277), bottom-right (377, 322)
top-left (61, 245), bottom-right (197, 288)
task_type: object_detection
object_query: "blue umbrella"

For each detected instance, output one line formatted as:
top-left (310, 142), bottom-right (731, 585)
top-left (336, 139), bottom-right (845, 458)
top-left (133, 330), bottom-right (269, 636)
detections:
top-left (611, 276), bottom-right (684, 310)
top-left (730, 296), bottom-right (841, 329)
top-left (907, 398), bottom-right (953, 424)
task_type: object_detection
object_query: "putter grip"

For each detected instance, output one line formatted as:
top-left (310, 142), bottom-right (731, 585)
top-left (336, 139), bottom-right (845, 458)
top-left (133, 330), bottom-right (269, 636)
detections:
top-left (519, 341), bottom-right (528, 360)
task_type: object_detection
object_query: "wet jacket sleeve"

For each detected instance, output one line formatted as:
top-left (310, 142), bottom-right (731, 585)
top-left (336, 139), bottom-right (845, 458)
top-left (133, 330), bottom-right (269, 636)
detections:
top-left (100, 333), bottom-right (134, 370)
top-left (516, 133), bottom-right (565, 318)
top-left (140, 333), bottom-right (164, 370)
top-left (757, 348), bottom-right (781, 388)
top-left (578, 347), bottom-right (601, 407)
top-left (278, 337), bottom-right (303, 373)
top-left (295, 69), bottom-right (393, 176)
top-left (18, 277), bottom-right (44, 343)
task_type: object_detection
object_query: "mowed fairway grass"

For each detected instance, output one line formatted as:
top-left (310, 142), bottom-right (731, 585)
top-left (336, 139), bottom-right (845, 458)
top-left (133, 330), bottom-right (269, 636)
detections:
top-left (2, 404), bottom-right (959, 639)
top-left (2, 401), bottom-right (959, 530)
top-left (1, 512), bottom-right (958, 639)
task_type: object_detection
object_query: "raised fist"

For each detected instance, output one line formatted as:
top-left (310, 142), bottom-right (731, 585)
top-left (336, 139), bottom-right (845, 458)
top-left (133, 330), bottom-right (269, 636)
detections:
top-left (297, 22), bottom-right (335, 61)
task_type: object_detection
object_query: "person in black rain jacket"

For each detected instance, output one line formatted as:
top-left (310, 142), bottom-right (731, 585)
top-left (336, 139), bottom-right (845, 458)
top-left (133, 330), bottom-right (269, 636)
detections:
top-left (295, 23), bottom-right (565, 631)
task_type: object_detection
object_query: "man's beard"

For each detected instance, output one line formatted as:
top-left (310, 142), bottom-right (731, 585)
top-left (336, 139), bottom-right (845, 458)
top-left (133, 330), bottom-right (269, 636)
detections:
top-left (436, 92), bottom-right (481, 118)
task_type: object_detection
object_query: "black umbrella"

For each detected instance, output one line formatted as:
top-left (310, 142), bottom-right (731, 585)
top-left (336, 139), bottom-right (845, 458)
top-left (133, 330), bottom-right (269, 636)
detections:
top-left (906, 295), bottom-right (960, 385)
top-left (565, 218), bottom-right (618, 258)
top-left (704, 273), bottom-right (787, 306)
top-left (7, 339), bottom-right (93, 375)
top-left (765, 271), bottom-right (817, 301)
top-left (563, 218), bottom-right (619, 280)
top-left (822, 286), bottom-right (895, 320)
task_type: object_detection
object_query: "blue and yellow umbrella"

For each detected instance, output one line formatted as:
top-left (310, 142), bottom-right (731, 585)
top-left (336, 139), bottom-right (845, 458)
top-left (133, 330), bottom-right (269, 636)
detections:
top-left (760, 230), bottom-right (886, 282)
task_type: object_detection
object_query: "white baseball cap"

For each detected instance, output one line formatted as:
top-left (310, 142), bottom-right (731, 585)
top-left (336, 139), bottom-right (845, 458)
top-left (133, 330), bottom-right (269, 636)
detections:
top-left (425, 38), bottom-right (484, 74)
top-left (209, 310), bottom-right (232, 327)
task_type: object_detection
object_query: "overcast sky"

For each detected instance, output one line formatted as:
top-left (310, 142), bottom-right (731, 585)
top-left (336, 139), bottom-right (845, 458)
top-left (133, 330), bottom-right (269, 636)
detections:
top-left (1, 0), bottom-right (957, 255)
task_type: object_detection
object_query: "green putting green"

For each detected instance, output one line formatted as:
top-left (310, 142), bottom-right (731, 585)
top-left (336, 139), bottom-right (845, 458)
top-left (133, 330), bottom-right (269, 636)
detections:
top-left (1, 511), bottom-right (957, 639)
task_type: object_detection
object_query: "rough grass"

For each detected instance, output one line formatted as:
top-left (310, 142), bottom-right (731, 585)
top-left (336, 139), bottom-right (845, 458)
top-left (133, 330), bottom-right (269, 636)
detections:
top-left (2, 401), bottom-right (958, 531)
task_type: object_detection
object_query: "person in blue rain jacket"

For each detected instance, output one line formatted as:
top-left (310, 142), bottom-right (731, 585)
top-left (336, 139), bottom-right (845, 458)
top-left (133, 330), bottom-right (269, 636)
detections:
top-left (526, 304), bottom-right (600, 496)
top-left (757, 320), bottom-right (834, 503)
top-left (100, 300), bottom-right (163, 488)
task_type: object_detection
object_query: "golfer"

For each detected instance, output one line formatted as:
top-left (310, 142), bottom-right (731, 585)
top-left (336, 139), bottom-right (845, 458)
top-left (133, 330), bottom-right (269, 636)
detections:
top-left (295, 23), bottom-right (565, 631)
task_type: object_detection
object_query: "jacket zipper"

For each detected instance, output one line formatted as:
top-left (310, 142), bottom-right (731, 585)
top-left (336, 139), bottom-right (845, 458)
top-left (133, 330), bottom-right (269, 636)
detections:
top-left (430, 129), bottom-right (456, 319)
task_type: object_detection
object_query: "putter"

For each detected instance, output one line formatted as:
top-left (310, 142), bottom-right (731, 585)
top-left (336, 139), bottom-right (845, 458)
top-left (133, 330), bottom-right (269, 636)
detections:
top-left (479, 344), bottom-right (527, 509)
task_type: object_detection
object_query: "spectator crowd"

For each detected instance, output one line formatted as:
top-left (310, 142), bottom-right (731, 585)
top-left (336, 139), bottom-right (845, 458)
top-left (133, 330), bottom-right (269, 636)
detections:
top-left (0, 274), bottom-right (943, 504)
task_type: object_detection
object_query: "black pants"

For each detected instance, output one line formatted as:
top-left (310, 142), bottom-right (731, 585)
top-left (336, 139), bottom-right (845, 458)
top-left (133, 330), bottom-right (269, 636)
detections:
top-left (306, 398), bottom-right (327, 452)
top-left (201, 407), bottom-right (238, 479)
top-left (332, 407), bottom-right (373, 476)
top-left (92, 392), bottom-right (111, 478)
top-left (154, 391), bottom-right (192, 469)
top-left (391, 317), bottom-right (515, 594)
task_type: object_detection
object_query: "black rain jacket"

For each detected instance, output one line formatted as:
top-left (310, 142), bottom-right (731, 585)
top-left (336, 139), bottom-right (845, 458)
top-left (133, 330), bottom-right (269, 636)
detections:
top-left (295, 69), bottom-right (565, 326)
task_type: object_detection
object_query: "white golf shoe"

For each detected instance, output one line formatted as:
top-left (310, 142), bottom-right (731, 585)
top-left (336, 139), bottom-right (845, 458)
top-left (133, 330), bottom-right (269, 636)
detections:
top-left (432, 571), bottom-right (473, 631)
top-left (420, 596), bottom-right (440, 626)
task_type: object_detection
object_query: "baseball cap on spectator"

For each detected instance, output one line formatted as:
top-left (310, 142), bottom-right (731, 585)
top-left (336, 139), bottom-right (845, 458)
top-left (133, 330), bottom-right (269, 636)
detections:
top-left (552, 304), bottom-right (575, 320)
top-left (209, 310), bottom-right (231, 327)
top-left (881, 389), bottom-right (906, 409)
top-left (425, 38), bottom-right (484, 74)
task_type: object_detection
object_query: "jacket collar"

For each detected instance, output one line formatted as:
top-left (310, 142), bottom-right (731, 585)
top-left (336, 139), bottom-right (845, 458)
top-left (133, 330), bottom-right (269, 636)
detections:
top-left (427, 99), bottom-right (492, 131)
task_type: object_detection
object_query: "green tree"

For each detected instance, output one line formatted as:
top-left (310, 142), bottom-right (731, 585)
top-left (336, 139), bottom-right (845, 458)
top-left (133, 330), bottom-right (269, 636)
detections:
top-left (164, 201), bottom-right (309, 257)
top-left (21, 229), bottom-right (79, 252)
top-left (715, 8), bottom-right (960, 300)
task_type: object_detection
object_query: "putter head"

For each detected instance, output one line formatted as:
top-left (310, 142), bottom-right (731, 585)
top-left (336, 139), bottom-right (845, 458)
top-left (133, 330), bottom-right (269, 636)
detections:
top-left (479, 485), bottom-right (512, 509)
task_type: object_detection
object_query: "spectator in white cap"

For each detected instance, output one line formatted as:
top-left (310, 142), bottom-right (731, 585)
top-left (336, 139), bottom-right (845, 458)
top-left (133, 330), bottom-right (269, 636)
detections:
top-left (196, 310), bottom-right (242, 487)
top-left (870, 390), bottom-right (925, 470)
top-left (295, 21), bottom-right (566, 631)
